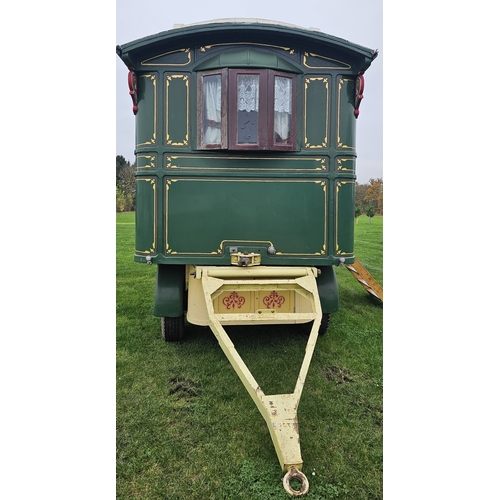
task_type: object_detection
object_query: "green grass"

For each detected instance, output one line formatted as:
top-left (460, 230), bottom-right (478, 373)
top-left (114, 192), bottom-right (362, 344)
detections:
top-left (117, 213), bottom-right (382, 499)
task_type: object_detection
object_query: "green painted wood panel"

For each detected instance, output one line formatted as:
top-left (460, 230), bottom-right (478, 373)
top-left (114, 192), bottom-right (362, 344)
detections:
top-left (164, 155), bottom-right (328, 172)
top-left (336, 78), bottom-right (356, 150)
top-left (135, 177), bottom-right (157, 255)
top-left (304, 76), bottom-right (330, 149)
top-left (335, 157), bottom-right (356, 175)
top-left (302, 52), bottom-right (351, 70)
top-left (140, 48), bottom-right (192, 67)
top-left (335, 180), bottom-right (355, 256)
top-left (136, 74), bottom-right (157, 148)
top-left (136, 153), bottom-right (157, 171)
top-left (165, 74), bottom-right (190, 147)
top-left (164, 178), bottom-right (327, 256)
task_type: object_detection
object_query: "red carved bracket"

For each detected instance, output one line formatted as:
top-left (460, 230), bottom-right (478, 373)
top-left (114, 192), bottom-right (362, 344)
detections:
top-left (354, 71), bottom-right (365, 119)
top-left (128, 70), bottom-right (138, 115)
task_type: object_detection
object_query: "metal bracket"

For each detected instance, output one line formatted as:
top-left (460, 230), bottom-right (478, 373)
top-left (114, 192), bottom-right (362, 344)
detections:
top-left (230, 251), bottom-right (261, 267)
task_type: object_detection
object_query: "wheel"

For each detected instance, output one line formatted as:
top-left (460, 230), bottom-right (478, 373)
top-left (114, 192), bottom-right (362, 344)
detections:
top-left (300, 313), bottom-right (330, 336)
top-left (161, 316), bottom-right (185, 342)
top-left (318, 313), bottom-right (330, 336)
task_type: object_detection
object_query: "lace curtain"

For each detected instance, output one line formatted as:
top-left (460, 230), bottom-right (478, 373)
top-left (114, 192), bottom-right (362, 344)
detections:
top-left (274, 77), bottom-right (291, 142)
top-left (203, 76), bottom-right (221, 144)
top-left (203, 73), bottom-right (292, 146)
top-left (237, 75), bottom-right (259, 112)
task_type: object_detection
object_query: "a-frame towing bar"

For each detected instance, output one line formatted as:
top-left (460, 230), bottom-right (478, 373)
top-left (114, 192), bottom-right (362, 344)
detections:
top-left (192, 265), bottom-right (323, 496)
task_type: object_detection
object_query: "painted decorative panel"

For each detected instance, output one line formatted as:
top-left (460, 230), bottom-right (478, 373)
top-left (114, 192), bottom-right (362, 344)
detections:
top-left (164, 178), bottom-right (327, 256)
top-left (164, 155), bottom-right (328, 171)
top-left (165, 74), bottom-right (189, 147)
top-left (302, 52), bottom-right (351, 70)
top-left (136, 74), bottom-right (157, 148)
top-left (335, 180), bottom-right (355, 256)
top-left (215, 291), bottom-right (254, 314)
top-left (336, 78), bottom-right (356, 150)
top-left (136, 154), bottom-right (157, 171)
top-left (140, 48), bottom-right (191, 67)
top-left (335, 157), bottom-right (356, 174)
top-left (135, 177), bottom-right (157, 255)
top-left (199, 42), bottom-right (296, 56)
top-left (214, 290), bottom-right (294, 314)
top-left (304, 76), bottom-right (330, 149)
top-left (213, 290), bottom-right (294, 314)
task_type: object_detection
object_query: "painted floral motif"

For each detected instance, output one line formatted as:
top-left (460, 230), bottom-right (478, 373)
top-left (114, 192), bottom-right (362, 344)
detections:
top-left (263, 290), bottom-right (285, 309)
top-left (222, 291), bottom-right (246, 310)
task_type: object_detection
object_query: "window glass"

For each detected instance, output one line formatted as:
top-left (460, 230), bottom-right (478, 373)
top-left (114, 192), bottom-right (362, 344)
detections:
top-left (237, 74), bottom-right (259, 144)
top-left (203, 75), bottom-right (222, 145)
top-left (274, 76), bottom-right (292, 145)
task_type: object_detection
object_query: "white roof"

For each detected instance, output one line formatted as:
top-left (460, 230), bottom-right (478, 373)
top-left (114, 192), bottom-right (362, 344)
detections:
top-left (172, 18), bottom-right (321, 32)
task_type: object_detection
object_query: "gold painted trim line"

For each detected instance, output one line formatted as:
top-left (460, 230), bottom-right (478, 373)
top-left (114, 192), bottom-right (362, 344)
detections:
top-left (165, 75), bottom-right (189, 146)
top-left (200, 42), bottom-right (294, 54)
top-left (335, 157), bottom-right (355, 173)
top-left (302, 52), bottom-right (351, 69)
top-left (304, 77), bottom-right (329, 149)
top-left (141, 48), bottom-right (191, 66)
top-left (136, 75), bottom-right (157, 148)
top-left (337, 78), bottom-right (354, 150)
top-left (164, 178), bottom-right (328, 256)
top-left (334, 180), bottom-right (354, 256)
top-left (165, 155), bottom-right (328, 171)
top-left (136, 154), bottom-right (156, 169)
top-left (135, 178), bottom-right (157, 254)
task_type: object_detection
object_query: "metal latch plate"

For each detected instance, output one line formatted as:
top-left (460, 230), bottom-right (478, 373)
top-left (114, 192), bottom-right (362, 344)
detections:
top-left (230, 252), bottom-right (261, 267)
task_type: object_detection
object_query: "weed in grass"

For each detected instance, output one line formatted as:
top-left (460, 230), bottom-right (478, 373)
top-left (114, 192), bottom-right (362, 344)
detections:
top-left (168, 375), bottom-right (200, 399)
top-left (323, 365), bottom-right (354, 385)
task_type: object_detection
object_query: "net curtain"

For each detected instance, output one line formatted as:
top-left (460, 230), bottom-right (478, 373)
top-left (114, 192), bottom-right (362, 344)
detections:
top-left (203, 74), bottom-right (292, 145)
top-left (203, 76), bottom-right (222, 144)
top-left (274, 76), bottom-right (291, 142)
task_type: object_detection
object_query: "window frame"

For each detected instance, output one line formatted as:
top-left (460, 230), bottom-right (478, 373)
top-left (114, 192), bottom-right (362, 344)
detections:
top-left (196, 68), bottom-right (297, 151)
top-left (268, 70), bottom-right (297, 152)
top-left (228, 69), bottom-right (268, 151)
top-left (197, 68), bottom-right (228, 150)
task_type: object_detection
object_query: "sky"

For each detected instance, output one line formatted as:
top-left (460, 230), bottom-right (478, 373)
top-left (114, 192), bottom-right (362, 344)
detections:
top-left (116, 0), bottom-right (383, 184)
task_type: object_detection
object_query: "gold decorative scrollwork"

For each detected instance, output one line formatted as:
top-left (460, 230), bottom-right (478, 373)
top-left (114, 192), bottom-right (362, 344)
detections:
top-left (141, 48), bottom-right (191, 66)
top-left (200, 42), bottom-right (294, 54)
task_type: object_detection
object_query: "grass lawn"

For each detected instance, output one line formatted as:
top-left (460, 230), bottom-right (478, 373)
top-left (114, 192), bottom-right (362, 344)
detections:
top-left (116, 213), bottom-right (383, 499)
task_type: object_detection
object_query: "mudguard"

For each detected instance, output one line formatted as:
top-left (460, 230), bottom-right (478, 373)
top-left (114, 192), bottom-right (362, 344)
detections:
top-left (316, 266), bottom-right (339, 314)
top-left (153, 264), bottom-right (185, 318)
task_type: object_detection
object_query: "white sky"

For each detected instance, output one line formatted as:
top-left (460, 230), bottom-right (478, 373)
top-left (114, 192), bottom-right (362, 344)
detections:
top-left (116, 0), bottom-right (383, 184)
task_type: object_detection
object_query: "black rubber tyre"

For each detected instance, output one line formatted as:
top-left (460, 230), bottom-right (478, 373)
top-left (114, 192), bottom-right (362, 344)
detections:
top-left (161, 316), bottom-right (185, 342)
top-left (318, 313), bottom-right (330, 336)
top-left (301, 313), bottom-right (330, 336)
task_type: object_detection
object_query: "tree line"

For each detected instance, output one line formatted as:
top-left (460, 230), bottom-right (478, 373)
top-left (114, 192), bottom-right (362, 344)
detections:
top-left (116, 155), bottom-right (136, 212)
top-left (116, 155), bottom-right (382, 216)
top-left (355, 178), bottom-right (383, 216)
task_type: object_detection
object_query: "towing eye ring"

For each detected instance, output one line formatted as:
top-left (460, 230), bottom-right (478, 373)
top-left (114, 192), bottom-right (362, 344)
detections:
top-left (282, 468), bottom-right (309, 496)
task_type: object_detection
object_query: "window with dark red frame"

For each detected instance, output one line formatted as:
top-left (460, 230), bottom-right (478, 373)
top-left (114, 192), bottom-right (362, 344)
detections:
top-left (197, 68), bottom-right (297, 151)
